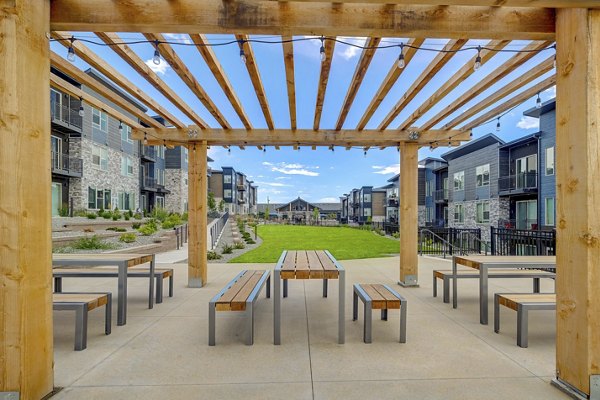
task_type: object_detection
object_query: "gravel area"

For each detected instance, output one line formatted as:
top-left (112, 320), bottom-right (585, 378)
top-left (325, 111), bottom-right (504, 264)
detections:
top-left (210, 220), bottom-right (263, 263)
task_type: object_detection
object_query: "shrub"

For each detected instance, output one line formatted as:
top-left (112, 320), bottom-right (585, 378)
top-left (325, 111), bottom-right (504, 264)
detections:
top-left (208, 210), bottom-right (221, 218)
top-left (102, 211), bottom-right (112, 219)
top-left (134, 213), bottom-right (143, 220)
top-left (58, 204), bottom-right (70, 217)
top-left (182, 212), bottom-right (188, 221)
top-left (392, 232), bottom-right (400, 239)
top-left (132, 222), bottom-right (142, 229)
top-left (233, 241), bottom-right (245, 250)
top-left (124, 215), bottom-right (130, 221)
top-left (119, 233), bottom-right (137, 243)
top-left (207, 251), bottom-right (222, 260)
top-left (72, 235), bottom-right (117, 250)
top-left (221, 243), bottom-right (233, 254)
top-left (127, 209), bottom-right (134, 218)
top-left (74, 209), bottom-right (88, 217)
top-left (97, 208), bottom-right (104, 217)
top-left (245, 239), bottom-right (256, 244)
top-left (112, 214), bottom-right (120, 221)
top-left (152, 207), bottom-right (169, 222)
top-left (86, 213), bottom-right (97, 219)
top-left (138, 224), bottom-right (156, 236)
top-left (161, 214), bottom-right (183, 229)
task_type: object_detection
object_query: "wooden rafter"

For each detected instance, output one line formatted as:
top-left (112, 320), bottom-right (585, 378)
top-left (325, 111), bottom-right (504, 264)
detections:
top-left (131, 128), bottom-right (470, 147)
top-left (313, 37), bottom-right (336, 130)
top-left (282, 36), bottom-right (297, 130)
top-left (189, 34), bottom-right (253, 130)
top-left (356, 38), bottom-right (425, 130)
top-left (50, 52), bottom-right (161, 128)
top-left (50, 1), bottom-right (556, 40)
top-left (420, 40), bottom-right (553, 129)
top-left (235, 34), bottom-right (275, 130)
top-left (397, 39), bottom-right (510, 130)
top-left (51, 31), bottom-right (185, 128)
top-left (144, 33), bottom-right (231, 129)
top-left (444, 56), bottom-right (555, 129)
top-left (461, 75), bottom-right (556, 130)
top-left (378, 39), bottom-right (468, 131)
top-left (95, 32), bottom-right (208, 129)
top-left (50, 73), bottom-right (143, 130)
top-left (271, 0), bottom-right (600, 6)
top-left (335, 37), bottom-right (381, 130)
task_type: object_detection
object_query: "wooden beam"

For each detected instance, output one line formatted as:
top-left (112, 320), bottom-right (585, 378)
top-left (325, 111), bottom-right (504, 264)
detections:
top-left (378, 39), bottom-right (468, 130)
top-left (443, 56), bottom-right (554, 129)
top-left (236, 34), bottom-right (275, 130)
top-left (357, 38), bottom-right (425, 130)
top-left (1, 1), bottom-right (53, 398)
top-left (313, 37), bottom-right (336, 130)
top-left (50, 1), bottom-right (556, 40)
top-left (188, 141), bottom-right (208, 287)
top-left (398, 142), bottom-right (419, 286)
top-left (50, 52), bottom-right (157, 128)
top-left (271, 0), bottom-right (600, 6)
top-left (397, 39), bottom-right (510, 130)
top-left (420, 40), bottom-right (553, 129)
top-left (50, 73), bottom-right (143, 130)
top-left (132, 128), bottom-right (471, 147)
top-left (51, 31), bottom-right (186, 128)
top-left (189, 34), bottom-right (253, 130)
top-left (553, 9), bottom-right (600, 398)
top-left (282, 36), bottom-right (297, 130)
top-left (95, 32), bottom-right (208, 128)
top-left (335, 37), bottom-right (381, 130)
top-left (461, 75), bottom-right (555, 130)
top-left (144, 33), bottom-right (231, 129)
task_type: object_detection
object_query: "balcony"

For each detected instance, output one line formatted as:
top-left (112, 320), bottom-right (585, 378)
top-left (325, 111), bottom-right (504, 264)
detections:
top-left (387, 197), bottom-right (399, 207)
top-left (51, 151), bottom-right (82, 177)
top-left (141, 145), bottom-right (156, 161)
top-left (238, 197), bottom-right (246, 204)
top-left (434, 189), bottom-right (449, 202)
top-left (141, 176), bottom-right (157, 191)
top-left (237, 183), bottom-right (246, 191)
top-left (51, 99), bottom-right (83, 134)
top-left (498, 172), bottom-right (538, 196)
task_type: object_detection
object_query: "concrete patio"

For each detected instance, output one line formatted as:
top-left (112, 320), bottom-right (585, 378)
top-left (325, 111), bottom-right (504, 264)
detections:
top-left (52, 253), bottom-right (566, 399)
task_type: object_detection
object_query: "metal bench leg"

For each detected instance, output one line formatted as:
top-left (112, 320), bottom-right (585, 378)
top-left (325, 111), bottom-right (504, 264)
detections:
top-left (266, 275), bottom-right (271, 298)
top-left (352, 289), bottom-right (358, 321)
top-left (208, 302), bottom-right (216, 346)
top-left (283, 279), bottom-right (288, 298)
top-left (323, 279), bottom-right (328, 298)
top-left (400, 300), bottom-right (407, 343)
top-left (169, 274), bottom-right (174, 297)
top-left (246, 302), bottom-right (254, 345)
top-left (533, 278), bottom-right (540, 293)
top-left (54, 277), bottom-right (63, 293)
top-left (517, 305), bottom-right (529, 348)
top-left (74, 305), bottom-right (88, 351)
top-left (364, 301), bottom-right (372, 344)
top-left (433, 274), bottom-right (437, 298)
top-left (494, 294), bottom-right (500, 333)
top-left (155, 275), bottom-right (163, 304)
top-left (105, 294), bottom-right (112, 335)
top-left (381, 309), bottom-right (388, 321)
top-left (443, 276), bottom-right (450, 304)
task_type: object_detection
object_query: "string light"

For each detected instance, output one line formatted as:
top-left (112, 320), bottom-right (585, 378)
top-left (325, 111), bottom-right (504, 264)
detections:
top-left (496, 118), bottom-right (501, 132)
top-left (228, 148), bottom-right (231, 155)
top-left (473, 45), bottom-right (482, 71)
top-left (263, 145), bottom-right (266, 153)
top-left (536, 92), bottom-right (542, 108)
top-left (67, 36), bottom-right (76, 62)
top-left (553, 44), bottom-right (557, 69)
top-left (163, 139), bottom-right (167, 149)
top-left (319, 36), bottom-right (326, 63)
top-left (397, 43), bottom-right (405, 69)
top-left (330, 145), bottom-right (334, 152)
top-left (363, 150), bottom-right (367, 158)
top-left (143, 133), bottom-right (148, 145)
top-left (239, 39), bottom-right (247, 64)
top-left (78, 97), bottom-right (85, 117)
top-left (118, 121), bottom-right (123, 132)
top-left (193, 143), bottom-right (196, 153)
top-left (152, 40), bottom-right (161, 65)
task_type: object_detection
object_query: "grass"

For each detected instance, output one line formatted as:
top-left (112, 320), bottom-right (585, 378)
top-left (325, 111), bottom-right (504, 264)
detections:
top-left (230, 225), bottom-right (399, 263)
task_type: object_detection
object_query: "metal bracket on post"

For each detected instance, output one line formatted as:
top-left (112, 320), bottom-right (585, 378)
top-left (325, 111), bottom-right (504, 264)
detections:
top-left (0, 393), bottom-right (20, 400)
top-left (591, 375), bottom-right (600, 400)
top-left (551, 377), bottom-right (591, 400)
top-left (398, 274), bottom-right (419, 287)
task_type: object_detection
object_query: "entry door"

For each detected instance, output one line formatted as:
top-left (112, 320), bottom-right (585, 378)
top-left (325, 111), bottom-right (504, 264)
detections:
top-left (51, 136), bottom-right (62, 170)
top-left (516, 200), bottom-right (537, 230)
top-left (516, 155), bottom-right (537, 189)
top-left (51, 182), bottom-right (62, 216)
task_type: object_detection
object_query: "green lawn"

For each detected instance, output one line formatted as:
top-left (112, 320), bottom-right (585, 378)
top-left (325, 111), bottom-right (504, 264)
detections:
top-left (230, 225), bottom-right (399, 263)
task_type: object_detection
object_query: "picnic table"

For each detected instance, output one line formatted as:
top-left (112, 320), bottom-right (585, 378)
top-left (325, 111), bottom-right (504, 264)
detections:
top-left (451, 255), bottom-right (556, 325)
top-left (274, 250), bottom-right (345, 344)
top-left (52, 253), bottom-right (156, 326)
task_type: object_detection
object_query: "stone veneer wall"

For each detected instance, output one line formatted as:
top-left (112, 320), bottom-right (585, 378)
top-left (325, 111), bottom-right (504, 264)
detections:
top-left (448, 198), bottom-right (510, 242)
top-left (418, 205), bottom-right (426, 227)
top-left (165, 169), bottom-right (188, 214)
top-left (69, 137), bottom-right (140, 211)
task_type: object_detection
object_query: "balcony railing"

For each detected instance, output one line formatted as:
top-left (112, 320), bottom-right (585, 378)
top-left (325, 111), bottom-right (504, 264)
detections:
top-left (51, 99), bottom-right (83, 129)
top-left (142, 176), bottom-right (157, 189)
top-left (387, 197), bottom-right (399, 207)
top-left (434, 189), bottom-right (449, 201)
top-left (141, 145), bottom-right (156, 160)
top-left (498, 172), bottom-right (538, 193)
top-left (498, 218), bottom-right (539, 230)
top-left (51, 151), bottom-right (82, 176)
top-left (237, 183), bottom-right (246, 191)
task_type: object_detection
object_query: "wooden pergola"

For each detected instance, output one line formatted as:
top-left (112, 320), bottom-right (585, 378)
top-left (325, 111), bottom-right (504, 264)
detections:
top-left (1, 1), bottom-right (599, 399)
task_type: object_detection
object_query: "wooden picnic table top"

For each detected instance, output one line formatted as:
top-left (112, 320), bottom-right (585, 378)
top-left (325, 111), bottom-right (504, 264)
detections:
top-left (454, 255), bottom-right (556, 270)
top-left (52, 253), bottom-right (154, 268)
top-left (277, 250), bottom-right (341, 279)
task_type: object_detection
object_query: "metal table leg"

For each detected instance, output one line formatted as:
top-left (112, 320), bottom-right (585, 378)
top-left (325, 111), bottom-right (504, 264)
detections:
top-left (74, 304), bottom-right (88, 351)
top-left (363, 299), bottom-right (372, 343)
top-left (452, 257), bottom-right (458, 309)
top-left (105, 293), bottom-right (112, 335)
top-left (399, 300), bottom-right (407, 343)
top-left (148, 255), bottom-right (155, 309)
top-left (480, 265), bottom-right (488, 325)
top-left (117, 262), bottom-right (127, 326)
top-left (274, 269), bottom-right (281, 345)
top-left (338, 270), bottom-right (345, 344)
top-left (323, 279), bottom-right (328, 297)
top-left (517, 305), bottom-right (529, 348)
top-left (494, 294), bottom-right (500, 333)
top-left (352, 288), bottom-right (358, 321)
top-left (246, 301), bottom-right (254, 345)
top-left (208, 302), bottom-right (216, 346)
top-left (283, 279), bottom-right (288, 298)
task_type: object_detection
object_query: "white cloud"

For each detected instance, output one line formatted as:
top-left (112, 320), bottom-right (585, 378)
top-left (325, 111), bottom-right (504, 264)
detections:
top-left (263, 161), bottom-right (320, 177)
top-left (272, 167), bottom-right (319, 176)
top-left (275, 176), bottom-right (291, 180)
top-left (337, 37), bottom-right (367, 60)
top-left (163, 33), bottom-right (192, 45)
top-left (516, 116), bottom-right (539, 130)
top-left (372, 164), bottom-right (400, 175)
top-left (544, 86), bottom-right (556, 99)
top-left (319, 197), bottom-right (339, 203)
top-left (256, 181), bottom-right (292, 187)
top-left (145, 59), bottom-right (170, 75)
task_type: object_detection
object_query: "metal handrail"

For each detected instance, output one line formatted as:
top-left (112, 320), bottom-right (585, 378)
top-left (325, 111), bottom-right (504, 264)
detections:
top-left (459, 230), bottom-right (490, 255)
top-left (419, 228), bottom-right (464, 259)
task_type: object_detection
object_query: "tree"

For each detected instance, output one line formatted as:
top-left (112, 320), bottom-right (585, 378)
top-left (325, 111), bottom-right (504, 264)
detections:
top-left (312, 207), bottom-right (320, 225)
top-left (264, 205), bottom-right (270, 222)
top-left (218, 199), bottom-right (225, 213)
top-left (207, 192), bottom-right (216, 211)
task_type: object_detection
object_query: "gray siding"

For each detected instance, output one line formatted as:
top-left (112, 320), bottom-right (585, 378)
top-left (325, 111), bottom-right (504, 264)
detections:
top-left (539, 109), bottom-right (557, 227)
top-left (448, 143), bottom-right (500, 203)
top-left (165, 146), bottom-right (188, 170)
top-left (418, 169), bottom-right (426, 206)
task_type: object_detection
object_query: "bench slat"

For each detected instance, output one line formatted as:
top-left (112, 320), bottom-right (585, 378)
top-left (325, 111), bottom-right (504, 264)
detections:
top-left (53, 267), bottom-right (172, 277)
top-left (372, 284), bottom-right (401, 309)
top-left (215, 271), bottom-right (256, 310)
top-left (434, 269), bottom-right (555, 278)
top-left (498, 293), bottom-right (556, 311)
top-left (53, 293), bottom-right (109, 310)
top-left (307, 250), bottom-right (325, 279)
top-left (361, 284), bottom-right (387, 309)
top-left (230, 272), bottom-right (264, 311)
top-left (316, 251), bottom-right (339, 279)
top-left (280, 251), bottom-right (297, 279)
top-left (295, 251), bottom-right (310, 279)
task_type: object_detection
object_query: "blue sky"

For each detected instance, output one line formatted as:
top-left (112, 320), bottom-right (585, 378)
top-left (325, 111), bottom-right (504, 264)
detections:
top-left (52, 34), bottom-right (556, 204)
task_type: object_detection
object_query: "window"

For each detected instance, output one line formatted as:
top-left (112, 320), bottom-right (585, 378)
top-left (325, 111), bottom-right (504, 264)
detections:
top-left (426, 207), bottom-right (433, 223)
top-left (224, 174), bottom-right (232, 184)
top-left (121, 156), bottom-right (134, 177)
top-left (184, 148), bottom-right (188, 164)
top-left (91, 108), bottom-right (108, 132)
top-left (224, 189), bottom-right (232, 199)
top-left (184, 178), bottom-right (188, 186)
top-left (545, 197), bottom-right (555, 226)
top-left (454, 171), bottom-right (464, 191)
top-left (545, 147), bottom-right (555, 176)
top-left (364, 207), bottom-right (371, 217)
top-left (363, 193), bottom-right (371, 203)
top-left (118, 192), bottom-right (136, 210)
top-left (454, 204), bottom-right (464, 223)
top-left (92, 145), bottom-right (108, 171)
top-left (87, 187), bottom-right (111, 209)
top-left (425, 180), bottom-right (432, 196)
top-left (121, 124), bottom-right (133, 144)
top-left (476, 164), bottom-right (490, 187)
top-left (156, 197), bottom-right (165, 209)
top-left (155, 145), bottom-right (165, 159)
top-left (476, 202), bottom-right (490, 223)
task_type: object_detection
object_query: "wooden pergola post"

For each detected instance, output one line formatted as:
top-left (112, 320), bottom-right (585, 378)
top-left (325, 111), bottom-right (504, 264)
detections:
top-left (398, 142), bottom-right (419, 286)
top-left (188, 141), bottom-right (208, 287)
top-left (553, 8), bottom-right (600, 398)
top-left (0, 1), bottom-right (54, 398)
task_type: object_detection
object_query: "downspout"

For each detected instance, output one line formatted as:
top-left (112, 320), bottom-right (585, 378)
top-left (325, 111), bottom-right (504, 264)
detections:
top-left (537, 134), bottom-right (542, 229)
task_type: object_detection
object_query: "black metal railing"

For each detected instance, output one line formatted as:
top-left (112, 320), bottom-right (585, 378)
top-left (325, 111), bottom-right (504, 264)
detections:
top-left (387, 197), bottom-right (399, 207)
top-left (51, 151), bottom-right (83, 175)
top-left (490, 226), bottom-right (556, 256)
top-left (174, 224), bottom-right (188, 250)
top-left (434, 189), bottom-right (449, 201)
top-left (142, 176), bottom-right (157, 189)
top-left (141, 145), bottom-right (156, 160)
top-left (210, 212), bottom-right (229, 249)
top-left (498, 172), bottom-right (538, 193)
top-left (418, 227), bottom-right (483, 257)
top-left (497, 218), bottom-right (540, 230)
top-left (51, 100), bottom-right (83, 129)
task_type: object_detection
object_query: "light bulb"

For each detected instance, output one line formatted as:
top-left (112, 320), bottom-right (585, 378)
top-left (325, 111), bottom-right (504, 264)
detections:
top-left (474, 55), bottom-right (482, 71)
top-left (553, 54), bottom-right (557, 69)
top-left (240, 50), bottom-right (247, 64)
top-left (143, 134), bottom-right (148, 145)
top-left (536, 94), bottom-right (542, 108)
top-left (496, 120), bottom-right (501, 132)
top-left (397, 54), bottom-right (405, 69)
top-left (78, 105), bottom-right (84, 117)
top-left (152, 48), bottom-right (161, 65)
top-left (118, 121), bottom-right (123, 131)
top-left (320, 46), bottom-right (326, 62)
top-left (363, 150), bottom-right (367, 158)
top-left (67, 46), bottom-right (76, 62)
top-left (228, 148), bottom-right (231, 155)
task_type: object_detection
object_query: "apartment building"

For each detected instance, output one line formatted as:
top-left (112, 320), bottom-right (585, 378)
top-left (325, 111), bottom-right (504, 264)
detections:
top-left (208, 166), bottom-right (257, 215)
top-left (339, 186), bottom-right (387, 223)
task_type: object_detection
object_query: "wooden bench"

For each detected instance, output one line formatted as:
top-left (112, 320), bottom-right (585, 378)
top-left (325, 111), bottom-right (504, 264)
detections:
top-left (433, 269), bottom-right (555, 304)
top-left (209, 270), bottom-right (271, 346)
top-left (53, 292), bottom-right (112, 351)
top-left (53, 267), bottom-right (174, 303)
top-left (494, 293), bottom-right (556, 348)
top-left (352, 284), bottom-right (407, 343)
